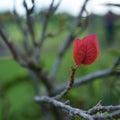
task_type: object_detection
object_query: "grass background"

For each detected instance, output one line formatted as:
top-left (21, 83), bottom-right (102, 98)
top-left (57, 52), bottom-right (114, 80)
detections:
top-left (0, 13), bottom-right (120, 119)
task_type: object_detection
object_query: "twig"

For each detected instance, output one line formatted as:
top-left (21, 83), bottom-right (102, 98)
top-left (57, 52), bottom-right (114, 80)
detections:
top-left (23, 0), bottom-right (36, 46)
top-left (34, 0), bottom-right (61, 60)
top-left (0, 29), bottom-right (35, 69)
top-left (13, 6), bottom-right (30, 54)
top-left (39, 0), bottom-right (61, 44)
top-left (53, 66), bottom-right (77, 99)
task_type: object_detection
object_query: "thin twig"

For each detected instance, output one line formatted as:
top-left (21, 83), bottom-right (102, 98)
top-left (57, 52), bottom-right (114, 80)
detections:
top-left (34, 0), bottom-right (61, 60)
top-left (39, 0), bottom-right (61, 44)
top-left (13, 5), bottom-right (30, 54)
top-left (53, 67), bottom-right (77, 99)
top-left (23, 0), bottom-right (36, 46)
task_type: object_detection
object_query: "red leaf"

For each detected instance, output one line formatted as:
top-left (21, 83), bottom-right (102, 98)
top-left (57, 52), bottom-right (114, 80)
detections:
top-left (73, 34), bottom-right (100, 67)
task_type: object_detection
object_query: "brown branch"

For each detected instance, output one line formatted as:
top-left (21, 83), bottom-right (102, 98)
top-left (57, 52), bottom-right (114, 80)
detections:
top-left (49, 0), bottom-right (89, 81)
top-left (53, 67), bottom-right (77, 99)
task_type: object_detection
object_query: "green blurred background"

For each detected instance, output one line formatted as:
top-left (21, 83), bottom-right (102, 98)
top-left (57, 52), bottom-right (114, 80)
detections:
top-left (0, 3), bottom-right (120, 120)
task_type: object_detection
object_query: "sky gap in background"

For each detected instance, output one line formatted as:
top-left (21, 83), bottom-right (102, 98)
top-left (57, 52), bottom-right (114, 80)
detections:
top-left (0, 0), bottom-right (120, 16)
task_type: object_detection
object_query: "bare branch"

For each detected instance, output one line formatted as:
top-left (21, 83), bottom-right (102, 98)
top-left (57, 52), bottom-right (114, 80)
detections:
top-left (88, 105), bottom-right (120, 115)
top-left (35, 96), bottom-right (120, 120)
top-left (92, 110), bottom-right (120, 120)
top-left (52, 68), bottom-right (119, 95)
top-left (0, 30), bottom-right (33, 68)
top-left (40, 0), bottom-right (60, 35)
top-left (0, 28), bottom-right (53, 95)
top-left (53, 67), bottom-right (77, 99)
top-left (52, 56), bottom-right (120, 95)
top-left (49, 0), bottom-right (89, 81)
top-left (35, 96), bottom-right (93, 120)
top-left (23, 0), bottom-right (36, 46)
top-left (0, 29), bottom-right (18, 60)
top-left (34, 0), bottom-right (61, 60)
top-left (13, 6), bottom-right (30, 54)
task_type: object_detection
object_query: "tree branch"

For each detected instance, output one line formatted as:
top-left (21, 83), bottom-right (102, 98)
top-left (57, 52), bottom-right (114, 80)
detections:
top-left (53, 67), bottom-right (77, 99)
top-left (13, 7), bottom-right (30, 54)
top-left (92, 110), bottom-right (120, 120)
top-left (23, 0), bottom-right (36, 46)
top-left (52, 68), bottom-right (119, 95)
top-left (52, 56), bottom-right (120, 95)
top-left (0, 27), bottom-right (53, 96)
top-left (0, 29), bottom-right (18, 60)
top-left (35, 96), bottom-right (120, 120)
top-left (88, 105), bottom-right (120, 115)
top-left (34, 0), bottom-right (61, 60)
top-left (35, 96), bottom-right (93, 120)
